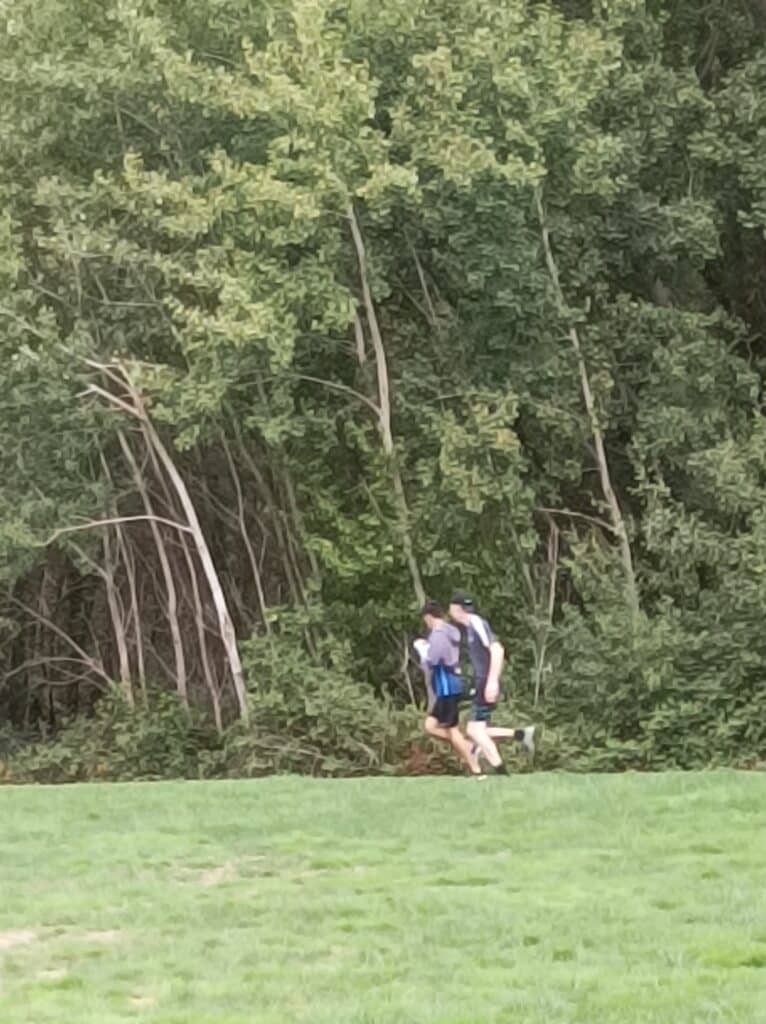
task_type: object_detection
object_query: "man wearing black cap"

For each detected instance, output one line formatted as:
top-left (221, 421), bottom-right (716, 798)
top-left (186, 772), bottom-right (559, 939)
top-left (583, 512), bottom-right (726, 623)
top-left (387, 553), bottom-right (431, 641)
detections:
top-left (448, 591), bottom-right (535, 774)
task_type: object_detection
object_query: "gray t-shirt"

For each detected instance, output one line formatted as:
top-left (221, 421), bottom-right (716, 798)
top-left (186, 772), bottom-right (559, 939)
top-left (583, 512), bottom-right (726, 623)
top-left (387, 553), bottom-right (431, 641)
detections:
top-left (426, 622), bottom-right (461, 671)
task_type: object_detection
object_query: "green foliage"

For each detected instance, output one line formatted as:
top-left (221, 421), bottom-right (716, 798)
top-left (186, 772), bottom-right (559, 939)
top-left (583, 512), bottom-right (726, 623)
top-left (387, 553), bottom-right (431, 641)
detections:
top-left (1, 0), bottom-right (766, 777)
top-left (203, 610), bottom-right (416, 777)
top-left (1, 690), bottom-right (209, 784)
top-left (1, 616), bottom-right (420, 783)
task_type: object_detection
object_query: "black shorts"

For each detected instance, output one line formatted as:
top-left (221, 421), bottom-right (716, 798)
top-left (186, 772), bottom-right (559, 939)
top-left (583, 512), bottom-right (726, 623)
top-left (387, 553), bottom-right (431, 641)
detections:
top-left (431, 696), bottom-right (461, 728)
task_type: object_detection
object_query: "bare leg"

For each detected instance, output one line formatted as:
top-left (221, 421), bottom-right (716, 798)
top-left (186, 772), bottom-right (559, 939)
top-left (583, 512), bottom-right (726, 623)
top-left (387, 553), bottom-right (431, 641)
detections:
top-left (489, 724), bottom-right (535, 754)
top-left (448, 726), bottom-right (484, 774)
top-left (425, 716), bottom-right (482, 775)
top-left (487, 726), bottom-right (520, 741)
top-left (466, 719), bottom-right (504, 769)
top-left (484, 723), bottom-right (536, 757)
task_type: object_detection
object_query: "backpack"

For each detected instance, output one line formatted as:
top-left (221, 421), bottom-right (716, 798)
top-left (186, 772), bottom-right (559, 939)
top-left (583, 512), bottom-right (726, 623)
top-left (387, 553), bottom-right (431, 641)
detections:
top-left (432, 664), bottom-right (464, 699)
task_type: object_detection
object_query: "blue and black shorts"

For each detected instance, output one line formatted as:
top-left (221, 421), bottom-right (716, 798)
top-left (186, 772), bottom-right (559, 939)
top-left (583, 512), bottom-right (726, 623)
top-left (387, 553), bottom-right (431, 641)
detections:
top-left (471, 679), bottom-right (496, 722)
top-left (471, 701), bottom-right (497, 723)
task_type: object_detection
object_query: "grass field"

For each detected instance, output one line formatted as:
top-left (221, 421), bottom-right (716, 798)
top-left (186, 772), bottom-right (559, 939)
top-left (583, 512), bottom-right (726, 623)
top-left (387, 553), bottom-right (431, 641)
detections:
top-left (1, 772), bottom-right (765, 1023)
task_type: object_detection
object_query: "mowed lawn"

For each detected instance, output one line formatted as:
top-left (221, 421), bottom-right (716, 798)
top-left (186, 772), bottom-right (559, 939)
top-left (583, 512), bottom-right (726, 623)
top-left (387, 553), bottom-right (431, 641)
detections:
top-left (1, 772), bottom-right (765, 1023)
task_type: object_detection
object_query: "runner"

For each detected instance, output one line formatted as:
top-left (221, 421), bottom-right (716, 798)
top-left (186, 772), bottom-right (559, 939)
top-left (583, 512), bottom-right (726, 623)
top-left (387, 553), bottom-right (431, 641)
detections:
top-left (416, 600), bottom-right (485, 779)
top-left (448, 591), bottom-right (535, 774)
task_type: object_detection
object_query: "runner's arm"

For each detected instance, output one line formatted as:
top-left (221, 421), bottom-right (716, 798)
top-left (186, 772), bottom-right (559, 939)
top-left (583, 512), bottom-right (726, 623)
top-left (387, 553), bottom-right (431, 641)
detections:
top-left (485, 641), bottom-right (505, 703)
top-left (424, 667), bottom-right (435, 713)
top-left (413, 637), bottom-right (437, 711)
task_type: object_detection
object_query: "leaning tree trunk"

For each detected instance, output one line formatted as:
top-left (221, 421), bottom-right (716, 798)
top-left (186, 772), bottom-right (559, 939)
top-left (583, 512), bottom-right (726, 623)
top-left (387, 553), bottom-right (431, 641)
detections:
top-left (534, 189), bottom-right (639, 618)
top-left (146, 437), bottom-right (223, 733)
top-left (118, 430), bottom-right (187, 708)
top-left (86, 364), bottom-right (250, 721)
top-left (141, 418), bottom-right (249, 721)
top-left (347, 200), bottom-right (426, 608)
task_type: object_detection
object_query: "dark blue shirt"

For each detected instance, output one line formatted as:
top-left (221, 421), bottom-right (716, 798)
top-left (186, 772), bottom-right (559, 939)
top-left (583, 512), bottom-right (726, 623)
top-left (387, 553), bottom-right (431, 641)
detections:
top-left (466, 614), bottom-right (495, 685)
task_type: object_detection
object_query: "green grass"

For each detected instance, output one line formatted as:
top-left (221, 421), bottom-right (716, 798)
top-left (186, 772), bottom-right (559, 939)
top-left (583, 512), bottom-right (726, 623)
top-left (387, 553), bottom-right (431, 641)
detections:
top-left (1, 772), bottom-right (765, 1023)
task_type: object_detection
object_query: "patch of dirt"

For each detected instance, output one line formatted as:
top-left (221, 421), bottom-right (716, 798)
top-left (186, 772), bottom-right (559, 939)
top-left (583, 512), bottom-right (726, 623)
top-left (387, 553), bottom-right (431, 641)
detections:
top-left (173, 855), bottom-right (267, 887)
top-left (0, 930), bottom-right (37, 951)
top-left (129, 994), bottom-right (156, 1009)
top-left (199, 863), bottom-right (238, 887)
top-left (38, 968), bottom-right (68, 982)
top-left (81, 930), bottom-right (121, 945)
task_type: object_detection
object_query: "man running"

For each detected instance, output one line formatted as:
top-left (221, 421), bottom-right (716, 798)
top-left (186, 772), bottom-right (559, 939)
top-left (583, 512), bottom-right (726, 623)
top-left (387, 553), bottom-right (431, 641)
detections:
top-left (448, 591), bottom-right (535, 775)
top-left (416, 600), bottom-right (485, 778)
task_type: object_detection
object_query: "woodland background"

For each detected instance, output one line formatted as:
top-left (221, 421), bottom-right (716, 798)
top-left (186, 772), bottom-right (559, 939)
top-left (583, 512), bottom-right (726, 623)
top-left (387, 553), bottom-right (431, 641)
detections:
top-left (2, 0), bottom-right (766, 781)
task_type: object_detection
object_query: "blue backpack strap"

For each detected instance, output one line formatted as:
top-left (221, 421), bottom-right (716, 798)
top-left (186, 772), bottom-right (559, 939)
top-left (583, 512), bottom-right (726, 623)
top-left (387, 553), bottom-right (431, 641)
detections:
top-left (433, 665), bottom-right (463, 698)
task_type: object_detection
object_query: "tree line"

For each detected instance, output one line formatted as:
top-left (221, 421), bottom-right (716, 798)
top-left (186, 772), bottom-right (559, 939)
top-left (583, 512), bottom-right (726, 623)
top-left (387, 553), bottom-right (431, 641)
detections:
top-left (2, 0), bottom-right (766, 779)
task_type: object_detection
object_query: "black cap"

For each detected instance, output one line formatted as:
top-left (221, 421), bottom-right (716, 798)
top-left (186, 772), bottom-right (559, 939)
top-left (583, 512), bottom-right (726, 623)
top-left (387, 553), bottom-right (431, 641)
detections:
top-left (449, 591), bottom-right (475, 609)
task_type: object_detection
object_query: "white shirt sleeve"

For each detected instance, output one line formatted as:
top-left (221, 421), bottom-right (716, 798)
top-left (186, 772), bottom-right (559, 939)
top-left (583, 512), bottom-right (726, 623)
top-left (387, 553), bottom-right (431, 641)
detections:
top-left (469, 614), bottom-right (492, 648)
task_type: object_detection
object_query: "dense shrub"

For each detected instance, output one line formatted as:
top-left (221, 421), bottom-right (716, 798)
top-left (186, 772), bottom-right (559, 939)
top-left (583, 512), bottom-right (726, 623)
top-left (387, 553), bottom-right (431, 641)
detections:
top-left (0, 690), bottom-right (210, 784)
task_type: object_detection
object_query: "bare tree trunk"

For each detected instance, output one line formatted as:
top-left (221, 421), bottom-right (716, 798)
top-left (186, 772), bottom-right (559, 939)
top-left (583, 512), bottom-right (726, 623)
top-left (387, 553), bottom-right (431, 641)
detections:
top-left (184, 547), bottom-right (223, 733)
top-left (118, 430), bottom-right (188, 707)
top-left (36, 553), bottom-right (60, 735)
top-left (233, 430), bottom-right (319, 655)
top-left (87, 366), bottom-right (249, 721)
top-left (235, 431), bottom-right (319, 660)
top-left (354, 308), bottom-right (368, 365)
top-left (534, 189), bottom-right (639, 616)
top-left (407, 238), bottom-right (448, 339)
top-left (222, 435), bottom-right (271, 635)
top-left (236, 433), bottom-right (303, 609)
top-left (347, 202), bottom-right (425, 607)
top-left (114, 521), bottom-right (146, 704)
top-left (508, 521), bottom-right (554, 708)
top-left (99, 450), bottom-right (145, 704)
top-left (63, 536), bottom-right (132, 706)
top-left (102, 528), bottom-right (134, 706)
top-left (399, 631), bottom-right (417, 708)
top-left (250, 379), bottom-right (318, 614)
top-left (533, 518), bottom-right (559, 708)
top-left (147, 441), bottom-right (223, 733)
top-left (281, 465), bottom-right (321, 581)
top-left (139, 418), bottom-right (249, 721)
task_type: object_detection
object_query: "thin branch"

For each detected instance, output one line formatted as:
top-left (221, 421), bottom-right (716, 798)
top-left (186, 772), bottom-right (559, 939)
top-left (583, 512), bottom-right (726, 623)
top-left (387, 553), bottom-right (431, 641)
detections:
top-left (82, 382), bottom-right (141, 419)
top-left (45, 514), bottom-right (193, 545)
top-left (3, 656), bottom-right (96, 685)
top-left (535, 507), bottom-right (615, 533)
top-left (30, 675), bottom-right (107, 690)
top-left (222, 435), bottom-right (272, 635)
top-left (294, 373), bottom-right (381, 417)
top-left (407, 239), bottom-right (441, 331)
top-left (9, 598), bottom-right (111, 684)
